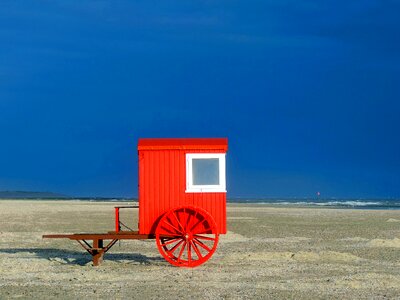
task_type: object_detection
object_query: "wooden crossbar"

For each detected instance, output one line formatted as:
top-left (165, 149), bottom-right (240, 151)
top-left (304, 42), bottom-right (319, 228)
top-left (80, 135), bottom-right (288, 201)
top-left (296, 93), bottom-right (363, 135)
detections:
top-left (43, 232), bottom-right (154, 240)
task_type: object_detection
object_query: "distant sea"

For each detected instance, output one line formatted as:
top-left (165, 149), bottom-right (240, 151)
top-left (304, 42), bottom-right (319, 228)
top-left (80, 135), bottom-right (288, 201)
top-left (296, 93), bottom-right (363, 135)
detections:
top-left (70, 197), bottom-right (400, 210)
top-left (228, 198), bottom-right (400, 210)
top-left (2, 196), bottom-right (400, 210)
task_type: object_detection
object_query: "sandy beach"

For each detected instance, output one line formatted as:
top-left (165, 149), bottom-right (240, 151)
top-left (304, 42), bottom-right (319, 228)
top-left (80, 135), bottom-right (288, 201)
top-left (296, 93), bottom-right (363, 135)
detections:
top-left (1, 200), bottom-right (400, 299)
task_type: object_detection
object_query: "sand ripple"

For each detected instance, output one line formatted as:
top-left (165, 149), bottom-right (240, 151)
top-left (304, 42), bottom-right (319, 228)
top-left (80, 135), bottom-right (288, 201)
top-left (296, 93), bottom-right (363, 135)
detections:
top-left (386, 218), bottom-right (400, 223)
top-left (367, 238), bottom-right (400, 248)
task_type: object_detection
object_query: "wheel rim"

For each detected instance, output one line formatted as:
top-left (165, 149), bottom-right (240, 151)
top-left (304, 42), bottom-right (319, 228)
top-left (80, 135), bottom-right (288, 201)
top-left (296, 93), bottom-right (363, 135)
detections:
top-left (155, 206), bottom-right (219, 267)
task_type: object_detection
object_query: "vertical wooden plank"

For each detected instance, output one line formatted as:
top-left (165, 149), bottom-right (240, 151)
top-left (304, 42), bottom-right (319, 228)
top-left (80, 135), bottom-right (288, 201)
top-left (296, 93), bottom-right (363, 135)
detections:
top-left (179, 149), bottom-right (184, 207)
top-left (155, 151), bottom-right (159, 231)
top-left (148, 151), bottom-right (154, 234)
top-left (146, 151), bottom-right (151, 234)
top-left (162, 150), bottom-right (167, 216)
top-left (168, 151), bottom-right (176, 207)
top-left (159, 150), bottom-right (164, 218)
top-left (138, 150), bottom-right (143, 233)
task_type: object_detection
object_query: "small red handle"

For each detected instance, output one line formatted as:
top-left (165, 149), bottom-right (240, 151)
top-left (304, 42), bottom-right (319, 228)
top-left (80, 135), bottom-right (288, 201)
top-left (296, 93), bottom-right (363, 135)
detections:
top-left (115, 207), bottom-right (120, 232)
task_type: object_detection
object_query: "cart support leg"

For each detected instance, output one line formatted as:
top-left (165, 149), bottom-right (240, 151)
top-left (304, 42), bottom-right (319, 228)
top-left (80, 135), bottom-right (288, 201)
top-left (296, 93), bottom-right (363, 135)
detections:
top-left (76, 238), bottom-right (118, 266)
top-left (92, 239), bottom-right (104, 266)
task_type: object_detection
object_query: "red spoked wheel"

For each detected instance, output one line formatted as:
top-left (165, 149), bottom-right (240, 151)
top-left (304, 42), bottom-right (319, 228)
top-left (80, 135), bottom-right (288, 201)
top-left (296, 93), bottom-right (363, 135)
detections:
top-left (155, 206), bottom-right (219, 267)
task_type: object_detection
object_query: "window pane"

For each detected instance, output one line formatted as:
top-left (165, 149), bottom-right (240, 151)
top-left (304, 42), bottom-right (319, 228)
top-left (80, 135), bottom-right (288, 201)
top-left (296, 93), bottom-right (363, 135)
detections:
top-left (192, 158), bottom-right (219, 185)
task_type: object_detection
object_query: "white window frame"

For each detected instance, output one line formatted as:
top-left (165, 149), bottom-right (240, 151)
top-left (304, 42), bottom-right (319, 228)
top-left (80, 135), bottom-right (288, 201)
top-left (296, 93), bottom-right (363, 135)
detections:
top-left (185, 153), bottom-right (226, 193)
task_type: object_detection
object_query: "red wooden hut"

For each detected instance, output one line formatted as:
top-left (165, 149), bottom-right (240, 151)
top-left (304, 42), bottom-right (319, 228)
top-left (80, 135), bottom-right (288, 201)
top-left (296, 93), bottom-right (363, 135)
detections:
top-left (138, 138), bottom-right (228, 235)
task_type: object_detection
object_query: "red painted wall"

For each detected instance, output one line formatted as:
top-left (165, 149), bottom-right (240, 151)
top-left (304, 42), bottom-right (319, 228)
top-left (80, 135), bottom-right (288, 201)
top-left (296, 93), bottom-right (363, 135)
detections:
top-left (138, 139), bottom-right (227, 235)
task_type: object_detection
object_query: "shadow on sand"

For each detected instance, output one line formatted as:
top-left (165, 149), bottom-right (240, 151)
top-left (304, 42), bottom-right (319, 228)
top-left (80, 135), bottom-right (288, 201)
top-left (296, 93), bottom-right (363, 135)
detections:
top-left (0, 248), bottom-right (165, 266)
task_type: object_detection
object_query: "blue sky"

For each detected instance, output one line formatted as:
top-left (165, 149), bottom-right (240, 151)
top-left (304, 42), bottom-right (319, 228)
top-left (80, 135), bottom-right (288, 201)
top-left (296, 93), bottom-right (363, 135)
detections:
top-left (1, 1), bottom-right (399, 198)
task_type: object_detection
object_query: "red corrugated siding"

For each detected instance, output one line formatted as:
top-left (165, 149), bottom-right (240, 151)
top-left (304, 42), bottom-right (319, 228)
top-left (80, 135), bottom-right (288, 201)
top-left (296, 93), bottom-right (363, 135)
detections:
top-left (138, 141), bottom-right (227, 235)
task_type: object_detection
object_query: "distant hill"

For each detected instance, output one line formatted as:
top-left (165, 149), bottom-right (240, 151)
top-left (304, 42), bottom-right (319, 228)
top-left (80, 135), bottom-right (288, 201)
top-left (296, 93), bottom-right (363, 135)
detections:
top-left (0, 191), bottom-right (69, 199)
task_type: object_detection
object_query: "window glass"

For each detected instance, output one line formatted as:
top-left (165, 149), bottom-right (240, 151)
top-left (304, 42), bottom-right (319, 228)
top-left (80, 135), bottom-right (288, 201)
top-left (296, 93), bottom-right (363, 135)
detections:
top-left (186, 153), bottom-right (226, 193)
top-left (192, 158), bottom-right (220, 185)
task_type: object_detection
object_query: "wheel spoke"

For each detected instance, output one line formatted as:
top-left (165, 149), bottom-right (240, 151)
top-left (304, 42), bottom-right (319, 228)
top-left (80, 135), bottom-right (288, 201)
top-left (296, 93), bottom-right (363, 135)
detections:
top-left (160, 226), bottom-right (176, 235)
top-left (190, 240), bottom-right (203, 259)
top-left (194, 234), bottom-right (216, 241)
top-left (161, 237), bottom-right (181, 247)
top-left (187, 240), bottom-right (192, 265)
top-left (182, 207), bottom-right (187, 230)
top-left (177, 241), bottom-right (187, 262)
top-left (190, 217), bottom-right (208, 233)
top-left (160, 235), bottom-right (182, 241)
top-left (166, 239), bottom-right (184, 255)
top-left (163, 219), bottom-right (183, 234)
top-left (173, 211), bottom-right (185, 232)
top-left (192, 210), bottom-right (198, 226)
top-left (186, 209), bottom-right (192, 230)
top-left (193, 238), bottom-right (212, 252)
top-left (196, 224), bottom-right (213, 234)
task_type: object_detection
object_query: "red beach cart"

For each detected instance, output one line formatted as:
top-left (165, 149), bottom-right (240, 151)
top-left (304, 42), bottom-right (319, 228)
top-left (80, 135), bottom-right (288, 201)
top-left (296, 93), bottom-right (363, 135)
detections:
top-left (43, 138), bottom-right (228, 267)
